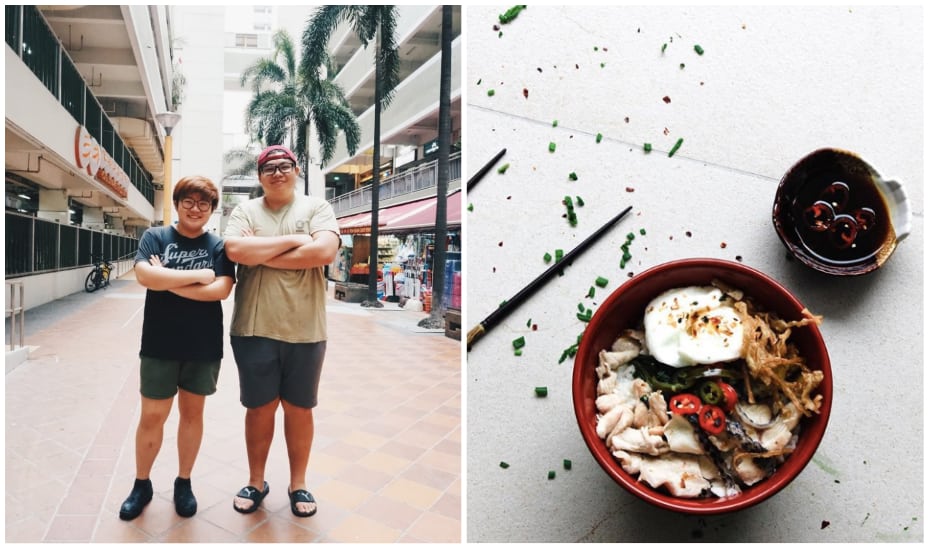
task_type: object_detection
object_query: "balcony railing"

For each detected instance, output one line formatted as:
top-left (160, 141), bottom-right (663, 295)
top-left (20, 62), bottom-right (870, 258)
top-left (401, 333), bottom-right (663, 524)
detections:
top-left (5, 211), bottom-right (140, 278)
top-left (329, 152), bottom-right (461, 215)
top-left (5, 5), bottom-right (156, 205)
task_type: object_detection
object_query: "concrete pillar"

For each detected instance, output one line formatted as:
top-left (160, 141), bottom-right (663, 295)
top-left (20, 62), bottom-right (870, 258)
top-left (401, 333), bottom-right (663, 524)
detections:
top-left (36, 188), bottom-right (69, 223)
top-left (83, 207), bottom-right (105, 230)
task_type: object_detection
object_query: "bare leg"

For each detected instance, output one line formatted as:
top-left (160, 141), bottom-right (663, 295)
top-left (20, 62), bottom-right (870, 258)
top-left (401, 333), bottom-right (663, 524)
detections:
top-left (176, 389), bottom-right (206, 478)
top-left (233, 398), bottom-right (278, 511)
top-left (135, 396), bottom-right (174, 479)
top-left (282, 399), bottom-right (315, 515)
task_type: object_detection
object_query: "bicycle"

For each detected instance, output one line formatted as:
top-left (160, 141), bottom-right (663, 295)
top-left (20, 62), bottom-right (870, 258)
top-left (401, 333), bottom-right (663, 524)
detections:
top-left (85, 254), bottom-right (114, 293)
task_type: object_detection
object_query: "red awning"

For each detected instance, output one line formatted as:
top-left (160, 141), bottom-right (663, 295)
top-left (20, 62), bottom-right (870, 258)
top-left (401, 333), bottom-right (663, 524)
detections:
top-left (337, 190), bottom-right (461, 235)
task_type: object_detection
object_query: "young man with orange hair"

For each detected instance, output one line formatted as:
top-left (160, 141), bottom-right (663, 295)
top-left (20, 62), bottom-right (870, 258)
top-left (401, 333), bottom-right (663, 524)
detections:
top-left (119, 175), bottom-right (235, 520)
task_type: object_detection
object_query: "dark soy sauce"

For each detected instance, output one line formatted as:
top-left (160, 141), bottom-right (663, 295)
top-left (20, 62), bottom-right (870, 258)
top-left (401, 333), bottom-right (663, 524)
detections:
top-left (787, 153), bottom-right (894, 267)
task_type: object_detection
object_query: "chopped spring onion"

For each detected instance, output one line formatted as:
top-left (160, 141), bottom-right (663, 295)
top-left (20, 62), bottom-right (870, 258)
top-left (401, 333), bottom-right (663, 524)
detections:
top-left (595, 276), bottom-right (609, 288)
top-left (552, 119), bottom-right (559, 127)
top-left (543, 251), bottom-right (552, 263)
top-left (668, 137), bottom-right (684, 157)
top-left (694, 44), bottom-right (705, 55)
top-left (499, 5), bottom-right (527, 24)
top-left (548, 142), bottom-right (557, 153)
top-left (555, 249), bottom-right (564, 262)
top-left (586, 286), bottom-right (595, 299)
top-left (575, 196), bottom-right (584, 206)
top-left (596, 133), bottom-right (603, 143)
top-left (535, 386), bottom-right (548, 397)
top-left (548, 470), bottom-right (556, 480)
top-left (487, 89), bottom-right (495, 97)
top-left (563, 459), bottom-right (572, 470)
top-left (512, 336), bottom-right (526, 350)
top-left (497, 163), bottom-right (510, 174)
top-left (644, 143), bottom-right (652, 153)
top-left (568, 172), bottom-right (578, 181)
top-left (500, 461), bottom-right (510, 469)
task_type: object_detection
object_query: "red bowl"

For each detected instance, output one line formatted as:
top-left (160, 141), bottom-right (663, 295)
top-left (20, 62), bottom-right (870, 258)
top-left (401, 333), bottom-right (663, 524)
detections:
top-left (572, 258), bottom-right (832, 514)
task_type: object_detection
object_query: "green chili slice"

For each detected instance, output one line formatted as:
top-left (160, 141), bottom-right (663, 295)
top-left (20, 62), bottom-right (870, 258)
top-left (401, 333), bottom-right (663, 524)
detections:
top-left (698, 380), bottom-right (723, 405)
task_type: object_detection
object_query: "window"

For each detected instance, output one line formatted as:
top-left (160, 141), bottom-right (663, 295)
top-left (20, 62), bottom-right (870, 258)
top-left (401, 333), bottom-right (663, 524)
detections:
top-left (235, 33), bottom-right (258, 48)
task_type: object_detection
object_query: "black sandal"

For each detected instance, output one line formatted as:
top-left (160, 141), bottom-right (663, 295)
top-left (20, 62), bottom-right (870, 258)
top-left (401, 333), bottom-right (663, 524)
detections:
top-left (233, 481), bottom-right (269, 514)
top-left (288, 488), bottom-right (317, 517)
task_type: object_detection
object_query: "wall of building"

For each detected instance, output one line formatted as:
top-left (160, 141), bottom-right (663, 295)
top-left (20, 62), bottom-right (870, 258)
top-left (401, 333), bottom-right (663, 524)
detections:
top-left (172, 6), bottom-right (226, 232)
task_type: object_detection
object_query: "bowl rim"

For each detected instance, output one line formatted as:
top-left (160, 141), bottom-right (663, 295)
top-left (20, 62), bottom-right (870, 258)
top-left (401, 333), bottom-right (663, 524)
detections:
top-left (571, 257), bottom-right (833, 514)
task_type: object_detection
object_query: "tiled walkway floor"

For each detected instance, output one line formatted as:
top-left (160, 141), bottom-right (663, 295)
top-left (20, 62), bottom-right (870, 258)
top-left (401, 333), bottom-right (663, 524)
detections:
top-left (5, 274), bottom-right (461, 543)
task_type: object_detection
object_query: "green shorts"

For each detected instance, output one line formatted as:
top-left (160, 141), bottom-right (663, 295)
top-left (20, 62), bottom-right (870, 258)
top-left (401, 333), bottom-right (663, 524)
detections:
top-left (139, 355), bottom-right (221, 399)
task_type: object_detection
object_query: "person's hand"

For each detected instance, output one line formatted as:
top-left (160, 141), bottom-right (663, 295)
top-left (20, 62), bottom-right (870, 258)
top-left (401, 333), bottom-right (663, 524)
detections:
top-left (149, 255), bottom-right (164, 267)
top-left (196, 269), bottom-right (216, 285)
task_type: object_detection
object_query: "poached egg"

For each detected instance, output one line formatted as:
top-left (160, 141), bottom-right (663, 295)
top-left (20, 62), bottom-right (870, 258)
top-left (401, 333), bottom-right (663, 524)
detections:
top-left (643, 286), bottom-right (743, 367)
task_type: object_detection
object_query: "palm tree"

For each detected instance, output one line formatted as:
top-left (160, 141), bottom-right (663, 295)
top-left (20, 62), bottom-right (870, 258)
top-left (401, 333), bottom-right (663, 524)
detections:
top-left (241, 29), bottom-right (360, 196)
top-left (419, 5), bottom-right (454, 329)
top-left (302, 6), bottom-right (401, 308)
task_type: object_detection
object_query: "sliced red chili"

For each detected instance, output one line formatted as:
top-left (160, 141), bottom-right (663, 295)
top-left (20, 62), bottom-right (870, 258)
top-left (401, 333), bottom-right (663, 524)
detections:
top-left (698, 404), bottom-right (726, 435)
top-left (717, 381), bottom-right (738, 411)
top-left (669, 393), bottom-right (701, 415)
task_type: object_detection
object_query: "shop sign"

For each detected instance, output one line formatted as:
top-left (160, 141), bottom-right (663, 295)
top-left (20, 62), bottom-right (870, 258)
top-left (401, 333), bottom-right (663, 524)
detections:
top-left (74, 125), bottom-right (129, 198)
top-left (423, 138), bottom-right (439, 156)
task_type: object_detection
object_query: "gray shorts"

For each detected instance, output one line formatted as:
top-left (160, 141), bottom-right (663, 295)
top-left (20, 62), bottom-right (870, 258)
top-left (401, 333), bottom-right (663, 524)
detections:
top-left (230, 335), bottom-right (326, 409)
top-left (139, 355), bottom-right (221, 399)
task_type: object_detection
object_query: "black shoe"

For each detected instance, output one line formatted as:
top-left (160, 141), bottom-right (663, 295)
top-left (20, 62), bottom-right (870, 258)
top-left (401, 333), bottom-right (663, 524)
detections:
top-left (173, 476), bottom-right (197, 517)
top-left (119, 478), bottom-right (153, 521)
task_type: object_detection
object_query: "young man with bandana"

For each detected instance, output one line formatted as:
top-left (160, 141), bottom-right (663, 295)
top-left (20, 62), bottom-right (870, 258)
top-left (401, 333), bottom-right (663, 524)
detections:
top-left (223, 145), bottom-right (340, 517)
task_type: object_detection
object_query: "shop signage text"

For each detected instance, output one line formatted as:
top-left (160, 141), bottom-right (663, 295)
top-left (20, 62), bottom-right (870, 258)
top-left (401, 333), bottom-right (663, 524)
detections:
top-left (74, 125), bottom-right (129, 198)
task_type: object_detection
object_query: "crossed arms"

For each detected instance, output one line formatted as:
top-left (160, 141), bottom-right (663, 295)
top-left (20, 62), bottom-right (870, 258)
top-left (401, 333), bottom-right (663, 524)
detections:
top-left (135, 257), bottom-right (233, 302)
top-left (223, 228), bottom-right (340, 270)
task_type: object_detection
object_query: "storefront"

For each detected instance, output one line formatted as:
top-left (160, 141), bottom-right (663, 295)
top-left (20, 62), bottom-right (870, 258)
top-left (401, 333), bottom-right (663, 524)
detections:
top-left (331, 190), bottom-right (461, 311)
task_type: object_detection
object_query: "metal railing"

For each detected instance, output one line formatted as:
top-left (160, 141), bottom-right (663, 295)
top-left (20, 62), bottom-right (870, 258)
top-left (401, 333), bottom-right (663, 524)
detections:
top-left (5, 211), bottom-right (140, 278)
top-left (5, 5), bottom-right (156, 205)
top-left (329, 152), bottom-right (461, 215)
top-left (6, 282), bottom-right (25, 351)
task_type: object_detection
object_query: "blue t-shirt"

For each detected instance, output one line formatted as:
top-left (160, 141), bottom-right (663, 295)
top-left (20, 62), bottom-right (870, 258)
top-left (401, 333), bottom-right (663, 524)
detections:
top-left (135, 226), bottom-right (236, 361)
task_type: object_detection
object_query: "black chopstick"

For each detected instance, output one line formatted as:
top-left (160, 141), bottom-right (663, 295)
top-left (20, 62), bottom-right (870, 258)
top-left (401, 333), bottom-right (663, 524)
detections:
top-left (466, 205), bottom-right (634, 351)
top-left (467, 148), bottom-right (507, 191)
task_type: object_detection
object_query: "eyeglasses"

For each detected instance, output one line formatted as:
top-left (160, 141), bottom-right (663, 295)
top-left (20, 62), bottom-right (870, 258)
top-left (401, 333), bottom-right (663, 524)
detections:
top-left (179, 198), bottom-right (212, 211)
top-left (260, 162), bottom-right (295, 176)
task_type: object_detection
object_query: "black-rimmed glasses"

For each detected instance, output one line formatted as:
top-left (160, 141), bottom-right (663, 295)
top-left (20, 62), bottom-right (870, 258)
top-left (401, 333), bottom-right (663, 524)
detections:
top-left (179, 198), bottom-right (212, 211)
top-left (260, 162), bottom-right (295, 176)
